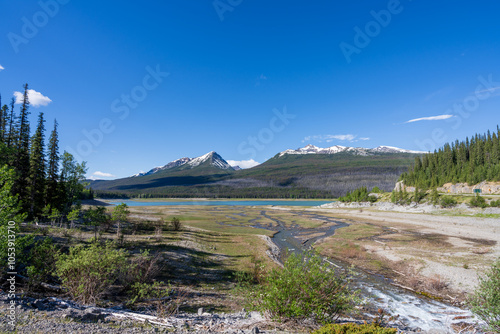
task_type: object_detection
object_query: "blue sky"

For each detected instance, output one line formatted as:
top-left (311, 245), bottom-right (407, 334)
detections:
top-left (1, 0), bottom-right (500, 179)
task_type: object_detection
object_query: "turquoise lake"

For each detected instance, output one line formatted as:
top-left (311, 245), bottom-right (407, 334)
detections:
top-left (107, 200), bottom-right (332, 207)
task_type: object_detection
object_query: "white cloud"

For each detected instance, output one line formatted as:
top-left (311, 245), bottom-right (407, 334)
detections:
top-left (359, 137), bottom-right (370, 141)
top-left (0, 65), bottom-right (4, 71)
top-left (14, 89), bottom-right (52, 107)
top-left (227, 159), bottom-right (260, 169)
top-left (406, 114), bottom-right (454, 123)
top-left (92, 171), bottom-right (116, 179)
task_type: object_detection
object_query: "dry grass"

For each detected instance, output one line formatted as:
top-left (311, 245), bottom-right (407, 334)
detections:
top-left (471, 247), bottom-right (491, 254)
top-left (340, 243), bottom-right (367, 260)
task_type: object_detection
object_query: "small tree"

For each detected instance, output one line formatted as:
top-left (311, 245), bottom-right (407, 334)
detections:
top-left (469, 259), bottom-right (500, 331)
top-left (112, 203), bottom-right (130, 245)
top-left (429, 188), bottom-right (440, 205)
top-left (170, 217), bottom-right (181, 231)
top-left (66, 208), bottom-right (80, 229)
top-left (48, 208), bottom-right (61, 227)
top-left (84, 207), bottom-right (108, 239)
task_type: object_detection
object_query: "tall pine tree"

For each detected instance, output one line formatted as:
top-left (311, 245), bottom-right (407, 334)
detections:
top-left (28, 112), bottom-right (46, 218)
top-left (12, 84), bottom-right (31, 213)
top-left (46, 119), bottom-right (60, 208)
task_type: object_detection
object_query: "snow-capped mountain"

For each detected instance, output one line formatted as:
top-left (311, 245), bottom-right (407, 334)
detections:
top-left (278, 144), bottom-right (424, 157)
top-left (133, 157), bottom-right (191, 177)
top-left (132, 152), bottom-right (233, 177)
top-left (187, 151), bottom-right (233, 170)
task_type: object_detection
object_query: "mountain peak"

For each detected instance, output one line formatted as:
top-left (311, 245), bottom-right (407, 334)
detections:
top-left (279, 144), bottom-right (423, 157)
top-left (132, 151), bottom-right (233, 178)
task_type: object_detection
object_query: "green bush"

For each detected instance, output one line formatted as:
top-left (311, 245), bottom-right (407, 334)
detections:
top-left (312, 323), bottom-right (397, 334)
top-left (439, 196), bottom-right (457, 208)
top-left (490, 200), bottom-right (500, 208)
top-left (56, 241), bottom-right (129, 304)
top-left (469, 195), bottom-right (488, 208)
top-left (26, 237), bottom-right (60, 289)
top-left (468, 259), bottom-right (500, 332)
top-left (248, 252), bottom-right (357, 323)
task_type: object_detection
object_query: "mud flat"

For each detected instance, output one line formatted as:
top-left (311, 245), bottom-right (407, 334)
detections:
top-left (309, 203), bottom-right (500, 295)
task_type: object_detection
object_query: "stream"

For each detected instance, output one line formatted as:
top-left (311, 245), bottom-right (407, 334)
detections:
top-left (261, 211), bottom-right (482, 332)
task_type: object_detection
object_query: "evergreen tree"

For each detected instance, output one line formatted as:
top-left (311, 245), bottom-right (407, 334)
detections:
top-left (12, 84), bottom-right (31, 213)
top-left (28, 112), bottom-right (46, 218)
top-left (46, 120), bottom-right (60, 208)
top-left (5, 98), bottom-right (17, 156)
top-left (401, 126), bottom-right (500, 188)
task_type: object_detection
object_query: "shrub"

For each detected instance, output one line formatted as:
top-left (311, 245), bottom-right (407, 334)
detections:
top-left (120, 249), bottom-right (163, 288)
top-left (468, 259), bottom-right (500, 332)
top-left (439, 196), bottom-right (457, 208)
top-left (312, 323), bottom-right (397, 334)
top-left (490, 199), bottom-right (500, 208)
top-left (249, 251), bottom-right (357, 323)
top-left (170, 217), bottom-right (181, 231)
top-left (27, 237), bottom-right (60, 289)
top-left (469, 195), bottom-right (488, 208)
top-left (56, 241), bottom-right (129, 304)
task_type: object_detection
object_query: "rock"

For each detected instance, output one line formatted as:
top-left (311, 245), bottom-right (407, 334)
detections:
top-left (252, 326), bottom-right (260, 333)
top-left (34, 300), bottom-right (46, 310)
top-left (197, 307), bottom-right (204, 316)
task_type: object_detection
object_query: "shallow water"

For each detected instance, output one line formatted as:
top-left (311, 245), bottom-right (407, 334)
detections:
top-left (107, 199), bottom-right (332, 207)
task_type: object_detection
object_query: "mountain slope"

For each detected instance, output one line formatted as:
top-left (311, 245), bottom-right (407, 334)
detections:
top-left (91, 151), bottom-right (234, 192)
top-left (91, 147), bottom-right (422, 198)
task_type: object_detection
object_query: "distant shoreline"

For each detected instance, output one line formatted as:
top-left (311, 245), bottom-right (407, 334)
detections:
top-left (98, 198), bottom-right (335, 203)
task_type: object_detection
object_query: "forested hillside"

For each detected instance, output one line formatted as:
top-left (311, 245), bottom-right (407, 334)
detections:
top-left (0, 84), bottom-right (89, 221)
top-left (93, 152), bottom-right (418, 198)
top-left (400, 127), bottom-right (500, 189)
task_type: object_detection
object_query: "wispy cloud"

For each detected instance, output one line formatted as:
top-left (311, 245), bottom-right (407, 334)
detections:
top-left (0, 65), bottom-right (4, 71)
top-left (92, 171), bottom-right (116, 179)
top-left (475, 86), bottom-right (500, 96)
top-left (303, 134), bottom-right (369, 143)
top-left (405, 114), bottom-right (454, 123)
top-left (14, 89), bottom-right (52, 107)
top-left (227, 159), bottom-right (260, 169)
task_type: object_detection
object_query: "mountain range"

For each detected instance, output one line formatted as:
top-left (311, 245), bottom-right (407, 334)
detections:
top-left (129, 145), bottom-right (424, 178)
top-left (90, 145), bottom-right (424, 198)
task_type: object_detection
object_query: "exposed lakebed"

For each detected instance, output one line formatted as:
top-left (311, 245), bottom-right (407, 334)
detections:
top-left (235, 210), bottom-right (481, 332)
